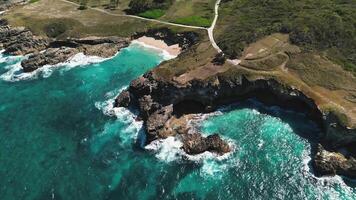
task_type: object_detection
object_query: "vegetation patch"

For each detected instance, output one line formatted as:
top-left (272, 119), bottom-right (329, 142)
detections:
top-left (138, 9), bottom-right (165, 19)
top-left (127, 0), bottom-right (173, 14)
top-left (44, 22), bottom-right (68, 38)
top-left (173, 16), bottom-right (211, 27)
top-left (29, 0), bottom-right (40, 3)
top-left (216, 0), bottom-right (356, 74)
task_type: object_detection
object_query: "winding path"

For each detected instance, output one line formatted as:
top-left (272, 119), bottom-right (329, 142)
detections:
top-left (60, 0), bottom-right (240, 64)
top-left (60, 0), bottom-right (206, 30)
top-left (208, 0), bottom-right (223, 53)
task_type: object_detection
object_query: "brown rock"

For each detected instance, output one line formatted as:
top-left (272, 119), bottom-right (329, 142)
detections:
top-left (181, 133), bottom-right (231, 155)
top-left (313, 144), bottom-right (356, 178)
top-left (114, 90), bottom-right (131, 107)
top-left (146, 105), bottom-right (173, 142)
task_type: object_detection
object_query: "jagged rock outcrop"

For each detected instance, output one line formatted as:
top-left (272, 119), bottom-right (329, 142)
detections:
top-left (0, 21), bottom-right (130, 72)
top-left (313, 144), bottom-right (356, 178)
top-left (21, 48), bottom-right (78, 72)
top-left (114, 90), bottom-right (132, 107)
top-left (0, 0), bottom-right (26, 11)
top-left (116, 70), bottom-right (356, 176)
top-left (21, 36), bottom-right (130, 72)
top-left (0, 25), bottom-right (48, 55)
top-left (182, 133), bottom-right (231, 155)
top-left (146, 105), bottom-right (174, 141)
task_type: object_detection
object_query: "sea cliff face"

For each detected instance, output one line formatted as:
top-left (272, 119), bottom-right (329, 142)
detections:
top-left (116, 70), bottom-right (356, 178)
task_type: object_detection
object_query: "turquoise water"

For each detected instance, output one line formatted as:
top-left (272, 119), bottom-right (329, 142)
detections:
top-left (0, 44), bottom-right (355, 200)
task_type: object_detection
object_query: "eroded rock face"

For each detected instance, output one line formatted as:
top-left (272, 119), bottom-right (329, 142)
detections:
top-left (146, 105), bottom-right (173, 142)
top-left (20, 37), bottom-right (130, 72)
top-left (115, 69), bottom-right (356, 177)
top-left (21, 48), bottom-right (79, 72)
top-left (181, 133), bottom-right (231, 155)
top-left (0, 21), bottom-right (130, 72)
top-left (0, 25), bottom-right (48, 55)
top-left (313, 144), bottom-right (356, 178)
top-left (114, 90), bottom-right (132, 108)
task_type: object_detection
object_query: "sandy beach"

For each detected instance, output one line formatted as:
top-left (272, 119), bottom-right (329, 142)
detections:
top-left (134, 36), bottom-right (182, 58)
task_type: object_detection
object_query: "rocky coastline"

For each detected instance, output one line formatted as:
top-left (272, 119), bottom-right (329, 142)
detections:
top-left (0, 19), bottom-right (130, 72)
top-left (1, 14), bottom-right (354, 178)
top-left (116, 69), bottom-right (356, 178)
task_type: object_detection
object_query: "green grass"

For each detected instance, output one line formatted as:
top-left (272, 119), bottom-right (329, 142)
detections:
top-left (173, 16), bottom-right (211, 27)
top-left (138, 9), bottom-right (165, 19)
top-left (216, 0), bottom-right (356, 74)
top-left (29, 0), bottom-right (40, 3)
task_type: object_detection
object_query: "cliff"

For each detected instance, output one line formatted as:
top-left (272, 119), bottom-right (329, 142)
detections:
top-left (115, 32), bottom-right (356, 178)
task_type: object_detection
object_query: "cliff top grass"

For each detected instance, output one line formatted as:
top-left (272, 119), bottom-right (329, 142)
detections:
top-left (215, 0), bottom-right (356, 76)
top-left (154, 33), bottom-right (356, 128)
top-left (4, 0), bottom-right (356, 127)
top-left (68, 0), bottom-right (215, 27)
top-left (3, 0), bottom-right (199, 38)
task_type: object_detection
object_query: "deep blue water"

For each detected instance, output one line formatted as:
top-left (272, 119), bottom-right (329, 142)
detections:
top-left (0, 44), bottom-right (355, 200)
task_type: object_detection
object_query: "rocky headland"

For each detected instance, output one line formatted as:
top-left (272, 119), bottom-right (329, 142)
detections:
top-left (0, 19), bottom-right (130, 72)
top-left (116, 66), bottom-right (356, 178)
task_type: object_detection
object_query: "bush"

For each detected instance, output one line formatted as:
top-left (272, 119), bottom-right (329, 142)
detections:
top-left (44, 22), bottom-right (68, 38)
top-left (174, 16), bottom-right (211, 27)
top-left (128, 0), bottom-right (173, 14)
top-left (138, 9), bottom-right (165, 19)
top-left (217, 0), bottom-right (356, 72)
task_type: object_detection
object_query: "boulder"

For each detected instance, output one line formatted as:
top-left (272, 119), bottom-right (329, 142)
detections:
top-left (146, 105), bottom-right (173, 142)
top-left (114, 90), bottom-right (131, 107)
top-left (313, 144), bottom-right (356, 178)
top-left (181, 133), bottom-right (231, 155)
top-left (21, 48), bottom-right (78, 72)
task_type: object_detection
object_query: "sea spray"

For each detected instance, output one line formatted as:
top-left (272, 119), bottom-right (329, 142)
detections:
top-left (0, 52), bottom-right (112, 82)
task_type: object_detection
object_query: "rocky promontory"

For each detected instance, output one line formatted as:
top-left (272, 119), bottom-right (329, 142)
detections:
top-left (116, 68), bottom-right (356, 178)
top-left (21, 37), bottom-right (130, 72)
top-left (0, 20), bottom-right (130, 72)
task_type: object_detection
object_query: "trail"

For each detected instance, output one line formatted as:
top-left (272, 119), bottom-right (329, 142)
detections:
top-left (208, 0), bottom-right (241, 65)
top-left (60, 0), bottom-right (240, 64)
top-left (60, 0), bottom-right (207, 30)
top-left (208, 0), bottom-right (223, 53)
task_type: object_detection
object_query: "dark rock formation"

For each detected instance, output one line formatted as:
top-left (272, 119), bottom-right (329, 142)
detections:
top-left (21, 48), bottom-right (78, 72)
top-left (0, 0), bottom-right (26, 11)
top-left (146, 105), bottom-right (173, 141)
top-left (0, 22), bottom-right (130, 72)
top-left (313, 144), bottom-right (356, 178)
top-left (20, 36), bottom-right (130, 72)
top-left (0, 25), bottom-right (48, 55)
top-left (182, 133), bottom-right (231, 155)
top-left (114, 90), bottom-right (132, 107)
top-left (116, 69), bottom-right (356, 177)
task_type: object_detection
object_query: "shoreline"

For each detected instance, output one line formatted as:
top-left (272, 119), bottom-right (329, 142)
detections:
top-left (132, 36), bottom-right (182, 60)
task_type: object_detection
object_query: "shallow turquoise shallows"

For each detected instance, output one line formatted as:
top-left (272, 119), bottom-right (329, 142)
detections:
top-left (0, 44), bottom-right (355, 200)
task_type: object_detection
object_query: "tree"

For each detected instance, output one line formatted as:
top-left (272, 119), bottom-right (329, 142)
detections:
top-left (78, 0), bottom-right (88, 10)
top-left (109, 0), bottom-right (119, 10)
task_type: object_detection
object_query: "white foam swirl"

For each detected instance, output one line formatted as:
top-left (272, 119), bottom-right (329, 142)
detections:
top-left (0, 52), bottom-right (113, 82)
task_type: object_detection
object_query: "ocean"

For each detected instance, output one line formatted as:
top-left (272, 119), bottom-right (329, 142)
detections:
top-left (0, 43), bottom-right (355, 200)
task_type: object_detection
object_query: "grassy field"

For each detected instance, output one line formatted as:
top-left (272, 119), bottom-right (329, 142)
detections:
top-left (173, 16), bottom-right (211, 27)
top-left (67, 0), bottom-right (215, 27)
top-left (3, 0), bottom-right (198, 38)
top-left (215, 0), bottom-right (356, 75)
top-left (138, 9), bottom-right (165, 19)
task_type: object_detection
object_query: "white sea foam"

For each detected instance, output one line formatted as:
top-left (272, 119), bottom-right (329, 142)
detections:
top-left (300, 149), bottom-right (356, 198)
top-left (131, 40), bottom-right (177, 60)
top-left (0, 52), bottom-right (114, 82)
top-left (95, 87), bottom-right (143, 141)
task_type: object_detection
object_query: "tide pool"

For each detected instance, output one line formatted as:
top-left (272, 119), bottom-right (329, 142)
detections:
top-left (0, 43), bottom-right (355, 200)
